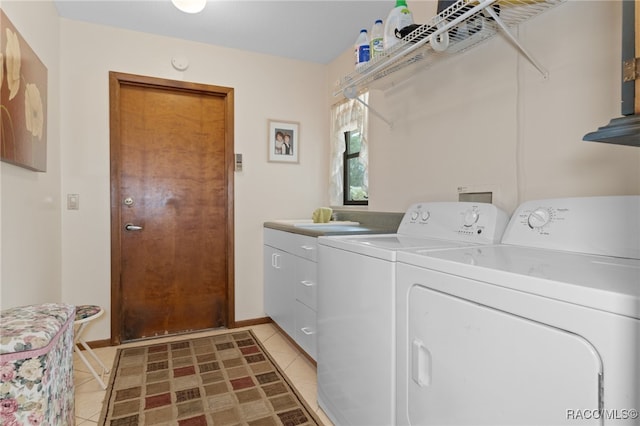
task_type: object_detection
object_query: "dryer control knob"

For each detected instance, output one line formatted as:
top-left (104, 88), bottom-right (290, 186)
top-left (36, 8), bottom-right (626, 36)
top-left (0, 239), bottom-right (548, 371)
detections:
top-left (411, 211), bottom-right (419, 221)
top-left (528, 208), bottom-right (551, 229)
top-left (463, 209), bottom-right (479, 227)
top-left (421, 211), bottom-right (431, 222)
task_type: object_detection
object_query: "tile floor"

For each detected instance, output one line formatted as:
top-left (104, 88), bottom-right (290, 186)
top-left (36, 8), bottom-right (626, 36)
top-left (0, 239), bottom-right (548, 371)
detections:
top-left (73, 323), bottom-right (333, 425)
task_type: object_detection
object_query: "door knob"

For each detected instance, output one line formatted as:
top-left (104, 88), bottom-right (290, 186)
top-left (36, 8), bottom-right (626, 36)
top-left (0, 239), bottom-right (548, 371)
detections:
top-left (125, 223), bottom-right (143, 231)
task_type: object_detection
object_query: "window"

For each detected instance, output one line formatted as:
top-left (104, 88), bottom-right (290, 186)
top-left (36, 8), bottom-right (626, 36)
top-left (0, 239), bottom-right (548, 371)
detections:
top-left (343, 130), bottom-right (368, 205)
top-left (329, 92), bottom-right (369, 206)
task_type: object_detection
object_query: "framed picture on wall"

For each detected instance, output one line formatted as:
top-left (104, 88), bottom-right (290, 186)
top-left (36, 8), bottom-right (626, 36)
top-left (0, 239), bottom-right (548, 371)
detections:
top-left (268, 119), bottom-right (299, 163)
top-left (0, 9), bottom-right (48, 172)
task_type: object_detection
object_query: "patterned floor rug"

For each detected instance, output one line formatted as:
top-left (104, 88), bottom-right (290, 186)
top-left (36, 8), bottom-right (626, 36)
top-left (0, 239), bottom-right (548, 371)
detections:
top-left (98, 329), bottom-right (321, 425)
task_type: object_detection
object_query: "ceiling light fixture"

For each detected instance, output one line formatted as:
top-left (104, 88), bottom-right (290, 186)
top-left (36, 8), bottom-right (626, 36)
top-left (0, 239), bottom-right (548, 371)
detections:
top-left (171, 0), bottom-right (206, 14)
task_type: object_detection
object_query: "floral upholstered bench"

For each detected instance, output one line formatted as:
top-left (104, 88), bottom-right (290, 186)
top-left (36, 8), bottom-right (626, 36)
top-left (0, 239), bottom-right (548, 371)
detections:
top-left (0, 303), bottom-right (76, 425)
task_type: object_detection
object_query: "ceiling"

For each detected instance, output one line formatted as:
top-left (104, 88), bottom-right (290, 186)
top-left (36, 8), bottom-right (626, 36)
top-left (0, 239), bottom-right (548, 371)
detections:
top-left (52, 0), bottom-right (395, 64)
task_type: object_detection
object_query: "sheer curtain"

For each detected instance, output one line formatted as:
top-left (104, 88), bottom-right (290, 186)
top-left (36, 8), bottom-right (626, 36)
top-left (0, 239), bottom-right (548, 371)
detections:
top-left (329, 92), bottom-right (369, 206)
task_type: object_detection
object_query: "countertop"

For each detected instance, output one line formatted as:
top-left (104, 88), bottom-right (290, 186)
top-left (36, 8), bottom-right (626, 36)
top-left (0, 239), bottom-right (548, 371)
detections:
top-left (263, 210), bottom-right (403, 237)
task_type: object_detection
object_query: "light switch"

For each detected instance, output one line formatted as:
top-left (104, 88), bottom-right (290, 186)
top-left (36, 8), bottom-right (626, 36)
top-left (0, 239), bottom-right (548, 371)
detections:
top-left (67, 194), bottom-right (79, 210)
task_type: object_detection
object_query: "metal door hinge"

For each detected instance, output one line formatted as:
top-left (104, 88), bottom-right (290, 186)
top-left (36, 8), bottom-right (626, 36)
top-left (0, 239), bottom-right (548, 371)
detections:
top-left (622, 58), bottom-right (640, 82)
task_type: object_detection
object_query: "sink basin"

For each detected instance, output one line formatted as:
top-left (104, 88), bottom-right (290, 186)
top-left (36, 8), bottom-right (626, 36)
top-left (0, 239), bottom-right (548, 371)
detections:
top-left (293, 221), bottom-right (359, 227)
top-left (293, 224), bottom-right (365, 233)
top-left (271, 219), bottom-right (359, 227)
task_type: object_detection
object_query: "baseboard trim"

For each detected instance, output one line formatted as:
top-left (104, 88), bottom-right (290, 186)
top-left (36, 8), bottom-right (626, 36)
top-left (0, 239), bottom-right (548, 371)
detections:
top-left (231, 316), bottom-right (272, 328)
top-left (84, 317), bottom-right (275, 348)
top-left (78, 338), bottom-right (112, 349)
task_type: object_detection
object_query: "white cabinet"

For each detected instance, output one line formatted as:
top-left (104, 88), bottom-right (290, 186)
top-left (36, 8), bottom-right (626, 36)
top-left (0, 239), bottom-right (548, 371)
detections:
top-left (263, 246), bottom-right (294, 336)
top-left (264, 228), bottom-right (318, 360)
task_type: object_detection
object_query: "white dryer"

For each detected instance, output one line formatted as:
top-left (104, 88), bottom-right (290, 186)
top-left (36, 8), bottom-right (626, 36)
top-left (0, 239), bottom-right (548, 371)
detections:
top-left (317, 202), bottom-right (509, 426)
top-left (396, 196), bottom-right (640, 425)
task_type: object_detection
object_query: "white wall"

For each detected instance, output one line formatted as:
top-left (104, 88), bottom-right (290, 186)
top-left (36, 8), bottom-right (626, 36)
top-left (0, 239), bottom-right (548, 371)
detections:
top-left (59, 19), bottom-right (330, 340)
top-left (329, 0), bottom-right (640, 215)
top-left (4, 0), bottom-right (640, 342)
top-left (0, 0), bottom-right (62, 309)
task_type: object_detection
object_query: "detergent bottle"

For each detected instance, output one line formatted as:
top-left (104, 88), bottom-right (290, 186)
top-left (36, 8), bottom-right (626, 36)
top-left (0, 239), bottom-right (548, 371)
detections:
top-left (354, 29), bottom-right (370, 70)
top-left (370, 19), bottom-right (384, 58)
top-left (383, 0), bottom-right (414, 51)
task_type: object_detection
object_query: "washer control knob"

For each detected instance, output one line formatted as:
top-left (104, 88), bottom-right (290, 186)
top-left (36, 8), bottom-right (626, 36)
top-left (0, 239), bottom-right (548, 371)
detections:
top-left (421, 211), bottom-right (431, 222)
top-left (463, 209), bottom-right (480, 227)
top-left (411, 211), bottom-right (419, 221)
top-left (528, 208), bottom-right (551, 229)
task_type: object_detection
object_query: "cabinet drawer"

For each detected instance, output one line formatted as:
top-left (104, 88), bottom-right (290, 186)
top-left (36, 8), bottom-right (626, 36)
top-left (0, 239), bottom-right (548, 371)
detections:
top-left (295, 259), bottom-right (317, 311)
top-left (264, 228), bottom-right (317, 262)
top-left (294, 301), bottom-right (317, 361)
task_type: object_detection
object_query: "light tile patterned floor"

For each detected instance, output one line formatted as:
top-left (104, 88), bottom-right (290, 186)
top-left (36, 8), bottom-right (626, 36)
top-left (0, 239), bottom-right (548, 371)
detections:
top-left (73, 323), bottom-right (333, 425)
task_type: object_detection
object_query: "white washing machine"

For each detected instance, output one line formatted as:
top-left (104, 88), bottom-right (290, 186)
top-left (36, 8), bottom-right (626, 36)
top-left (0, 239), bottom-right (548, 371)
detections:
top-left (317, 202), bottom-right (510, 426)
top-left (396, 196), bottom-right (640, 426)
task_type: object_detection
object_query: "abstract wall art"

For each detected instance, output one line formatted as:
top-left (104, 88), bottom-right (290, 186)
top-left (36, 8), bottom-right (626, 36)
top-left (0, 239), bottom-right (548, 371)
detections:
top-left (1, 9), bottom-right (48, 172)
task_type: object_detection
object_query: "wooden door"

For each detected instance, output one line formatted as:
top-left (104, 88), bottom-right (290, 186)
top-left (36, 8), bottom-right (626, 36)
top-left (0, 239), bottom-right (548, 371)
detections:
top-left (109, 72), bottom-right (235, 343)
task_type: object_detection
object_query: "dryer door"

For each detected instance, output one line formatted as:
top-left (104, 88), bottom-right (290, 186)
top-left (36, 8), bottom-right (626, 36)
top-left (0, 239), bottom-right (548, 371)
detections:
top-left (407, 285), bottom-right (602, 425)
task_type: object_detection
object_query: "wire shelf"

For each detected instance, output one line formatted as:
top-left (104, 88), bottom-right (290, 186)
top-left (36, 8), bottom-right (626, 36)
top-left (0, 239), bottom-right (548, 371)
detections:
top-left (334, 0), bottom-right (567, 97)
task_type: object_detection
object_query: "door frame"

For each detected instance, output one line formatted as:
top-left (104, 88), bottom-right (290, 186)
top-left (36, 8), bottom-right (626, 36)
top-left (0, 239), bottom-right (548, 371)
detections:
top-left (108, 71), bottom-right (236, 345)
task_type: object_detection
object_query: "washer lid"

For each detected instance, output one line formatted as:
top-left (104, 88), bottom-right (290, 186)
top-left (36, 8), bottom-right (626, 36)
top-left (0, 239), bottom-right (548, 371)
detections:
top-left (318, 234), bottom-right (478, 261)
top-left (397, 245), bottom-right (640, 319)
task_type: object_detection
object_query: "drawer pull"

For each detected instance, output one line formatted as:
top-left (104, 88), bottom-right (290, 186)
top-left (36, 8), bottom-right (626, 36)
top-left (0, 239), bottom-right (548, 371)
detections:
top-left (271, 253), bottom-right (281, 269)
top-left (300, 245), bottom-right (315, 251)
top-left (300, 280), bottom-right (314, 287)
top-left (300, 327), bottom-right (315, 335)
